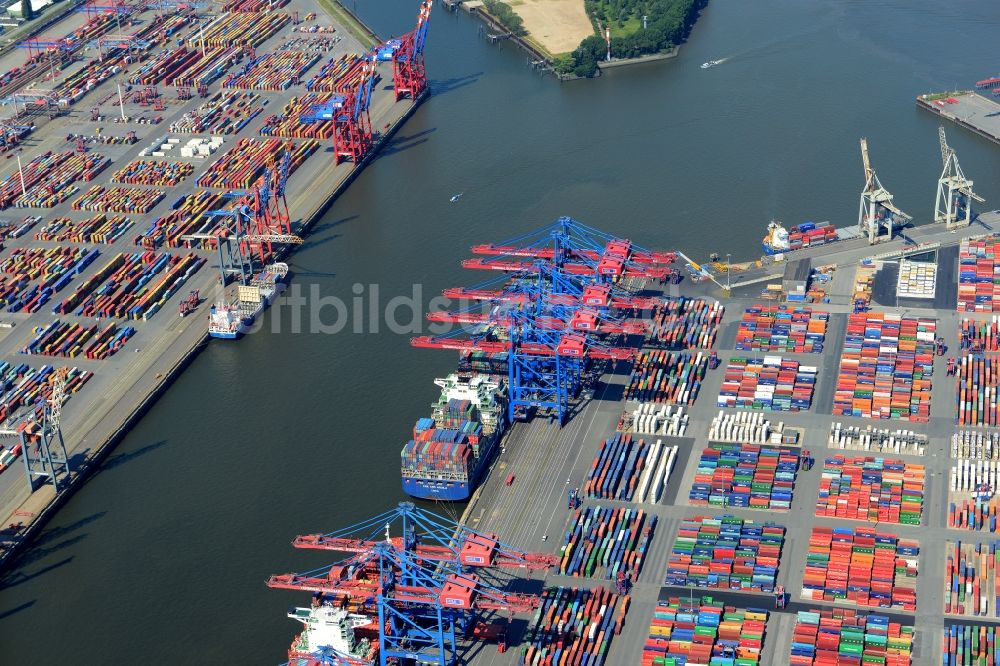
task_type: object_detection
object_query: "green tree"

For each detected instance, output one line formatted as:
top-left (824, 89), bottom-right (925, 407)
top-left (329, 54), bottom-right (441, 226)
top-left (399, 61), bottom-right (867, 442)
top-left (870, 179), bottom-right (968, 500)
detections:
top-left (22, 0), bottom-right (34, 19)
top-left (573, 51), bottom-right (598, 77)
top-left (569, 0), bottom-right (705, 75)
top-left (483, 0), bottom-right (527, 37)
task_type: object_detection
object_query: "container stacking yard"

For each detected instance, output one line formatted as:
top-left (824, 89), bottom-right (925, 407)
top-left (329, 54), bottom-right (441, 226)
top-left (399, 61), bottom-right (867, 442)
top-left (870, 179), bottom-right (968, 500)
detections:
top-left (718, 356), bottom-right (817, 411)
top-left (944, 539), bottom-right (1000, 617)
top-left (3, 4), bottom-right (1000, 654)
top-left (689, 442), bottom-right (800, 510)
top-left (833, 312), bottom-right (936, 421)
top-left (790, 609), bottom-right (914, 665)
top-left (802, 526), bottom-right (919, 610)
top-left (815, 456), bottom-right (925, 525)
top-left (0, 0), bottom-right (432, 603)
top-left (735, 304), bottom-right (828, 353)
top-left (642, 598), bottom-right (769, 666)
top-left (665, 515), bottom-right (785, 593)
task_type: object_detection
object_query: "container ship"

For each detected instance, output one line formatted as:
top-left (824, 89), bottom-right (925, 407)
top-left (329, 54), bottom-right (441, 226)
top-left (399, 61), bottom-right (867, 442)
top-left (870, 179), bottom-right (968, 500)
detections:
top-left (208, 262), bottom-right (288, 339)
top-left (762, 220), bottom-right (856, 255)
top-left (284, 603), bottom-right (378, 665)
top-left (401, 373), bottom-right (508, 501)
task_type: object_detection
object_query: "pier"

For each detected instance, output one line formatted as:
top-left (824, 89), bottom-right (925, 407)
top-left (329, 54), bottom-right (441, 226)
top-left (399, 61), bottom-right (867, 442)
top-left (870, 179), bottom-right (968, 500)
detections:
top-left (917, 91), bottom-right (1000, 146)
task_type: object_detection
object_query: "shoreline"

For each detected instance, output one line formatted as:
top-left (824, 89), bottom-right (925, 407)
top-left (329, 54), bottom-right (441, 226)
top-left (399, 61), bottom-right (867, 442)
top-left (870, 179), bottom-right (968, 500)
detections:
top-left (462, 2), bottom-right (678, 79)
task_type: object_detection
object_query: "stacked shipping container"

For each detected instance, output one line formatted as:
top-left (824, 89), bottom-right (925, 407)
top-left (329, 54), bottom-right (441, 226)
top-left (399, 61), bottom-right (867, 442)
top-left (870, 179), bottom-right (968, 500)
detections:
top-left (196, 11), bottom-right (291, 48)
top-left (956, 355), bottom-right (1000, 426)
top-left (623, 351), bottom-right (707, 405)
top-left (0, 246), bottom-right (98, 313)
top-left (399, 428), bottom-right (472, 478)
top-left (960, 316), bottom-right (1000, 352)
top-left (34, 214), bottom-right (134, 245)
top-left (648, 297), bottom-right (723, 349)
top-left (949, 451), bottom-right (1000, 532)
top-left (943, 624), bottom-right (999, 665)
top-left (665, 515), bottom-right (784, 593)
top-left (223, 50), bottom-right (321, 91)
top-left (815, 456), bottom-right (924, 525)
top-left (802, 526), bottom-right (918, 610)
top-left (834, 313), bottom-right (936, 421)
top-left (790, 609), bottom-right (913, 665)
top-left (642, 598), bottom-right (768, 666)
top-left (944, 540), bottom-right (1000, 617)
top-left (111, 160), bottom-right (195, 187)
top-left (20, 320), bottom-right (135, 360)
top-left (707, 410), bottom-right (790, 445)
top-left (0, 151), bottom-right (111, 209)
top-left (629, 403), bottom-right (688, 437)
top-left (583, 433), bottom-right (677, 503)
top-left (522, 586), bottom-right (622, 666)
top-left (51, 252), bottom-right (204, 320)
top-left (735, 304), bottom-right (828, 353)
top-left (958, 238), bottom-right (1000, 312)
top-left (196, 138), bottom-right (318, 189)
top-left (559, 506), bottom-right (655, 580)
top-left (168, 90), bottom-right (266, 135)
top-left (134, 191), bottom-right (230, 249)
top-left (0, 363), bottom-right (91, 423)
top-left (786, 221), bottom-right (838, 250)
top-left (895, 259), bottom-right (937, 299)
top-left (689, 443), bottom-right (799, 510)
top-left (71, 185), bottom-right (165, 214)
top-left (952, 430), bottom-right (1000, 460)
top-left (828, 423), bottom-right (927, 456)
top-left (718, 356), bottom-right (817, 411)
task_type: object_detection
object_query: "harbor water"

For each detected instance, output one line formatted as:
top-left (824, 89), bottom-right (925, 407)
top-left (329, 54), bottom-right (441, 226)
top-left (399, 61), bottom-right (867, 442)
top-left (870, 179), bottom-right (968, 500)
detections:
top-left (2, 0), bottom-right (1000, 662)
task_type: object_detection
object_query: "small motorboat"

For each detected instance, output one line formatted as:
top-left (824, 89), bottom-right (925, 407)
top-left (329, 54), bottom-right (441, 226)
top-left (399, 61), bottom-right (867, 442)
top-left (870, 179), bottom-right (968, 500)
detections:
top-left (701, 60), bottom-right (722, 69)
top-left (450, 193), bottom-right (463, 202)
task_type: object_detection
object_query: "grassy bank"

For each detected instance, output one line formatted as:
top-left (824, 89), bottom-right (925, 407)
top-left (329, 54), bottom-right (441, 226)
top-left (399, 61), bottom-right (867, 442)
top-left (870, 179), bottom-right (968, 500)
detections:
top-left (315, 0), bottom-right (380, 49)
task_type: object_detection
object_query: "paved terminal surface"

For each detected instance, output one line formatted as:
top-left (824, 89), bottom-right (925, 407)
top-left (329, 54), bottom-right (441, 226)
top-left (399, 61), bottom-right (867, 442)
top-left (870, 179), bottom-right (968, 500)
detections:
top-left (460, 218), bottom-right (1000, 666)
top-left (917, 91), bottom-right (1000, 146)
top-left (0, 0), bottom-right (421, 561)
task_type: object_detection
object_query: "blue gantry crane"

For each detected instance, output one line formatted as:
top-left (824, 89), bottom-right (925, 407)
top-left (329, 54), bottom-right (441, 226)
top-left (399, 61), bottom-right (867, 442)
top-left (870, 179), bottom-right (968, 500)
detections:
top-left (413, 277), bottom-right (638, 423)
top-left (411, 218), bottom-right (678, 423)
top-left (269, 502), bottom-right (552, 666)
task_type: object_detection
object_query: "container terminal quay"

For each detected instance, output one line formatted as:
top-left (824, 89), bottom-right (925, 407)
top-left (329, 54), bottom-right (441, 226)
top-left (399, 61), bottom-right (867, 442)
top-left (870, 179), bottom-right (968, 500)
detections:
top-left (260, 125), bottom-right (1000, 664)
top-left (1, 1), bottom-right (1000, 665)
top-left (0, 0), bottom-right (429, 565)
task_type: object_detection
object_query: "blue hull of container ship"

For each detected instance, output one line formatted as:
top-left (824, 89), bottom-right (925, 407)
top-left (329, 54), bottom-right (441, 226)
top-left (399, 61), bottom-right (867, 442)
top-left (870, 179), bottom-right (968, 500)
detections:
top-left (402, 477), bottom-right (472, 501)
top-left (402, 438), bottom-right (496, 501)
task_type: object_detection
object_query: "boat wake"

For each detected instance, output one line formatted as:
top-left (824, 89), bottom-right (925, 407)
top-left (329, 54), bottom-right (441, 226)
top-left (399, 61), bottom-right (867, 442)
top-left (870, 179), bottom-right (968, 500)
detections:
top-left (700, 58), bottom-right (727, 69)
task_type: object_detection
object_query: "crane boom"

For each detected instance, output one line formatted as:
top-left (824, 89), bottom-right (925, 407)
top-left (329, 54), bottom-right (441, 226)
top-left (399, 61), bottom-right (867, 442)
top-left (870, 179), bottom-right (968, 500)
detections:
top-left (860, 137), bottom-right (873, 187)
top-left (939, 126), bottom-right (952, 168)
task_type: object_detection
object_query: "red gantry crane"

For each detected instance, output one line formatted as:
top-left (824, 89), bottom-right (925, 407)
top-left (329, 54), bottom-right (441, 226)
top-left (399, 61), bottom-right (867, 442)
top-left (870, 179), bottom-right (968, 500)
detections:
top-left (391, 0), bottom-right (432, 101)
top-left (462, 217), bottom-right (678, 281)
